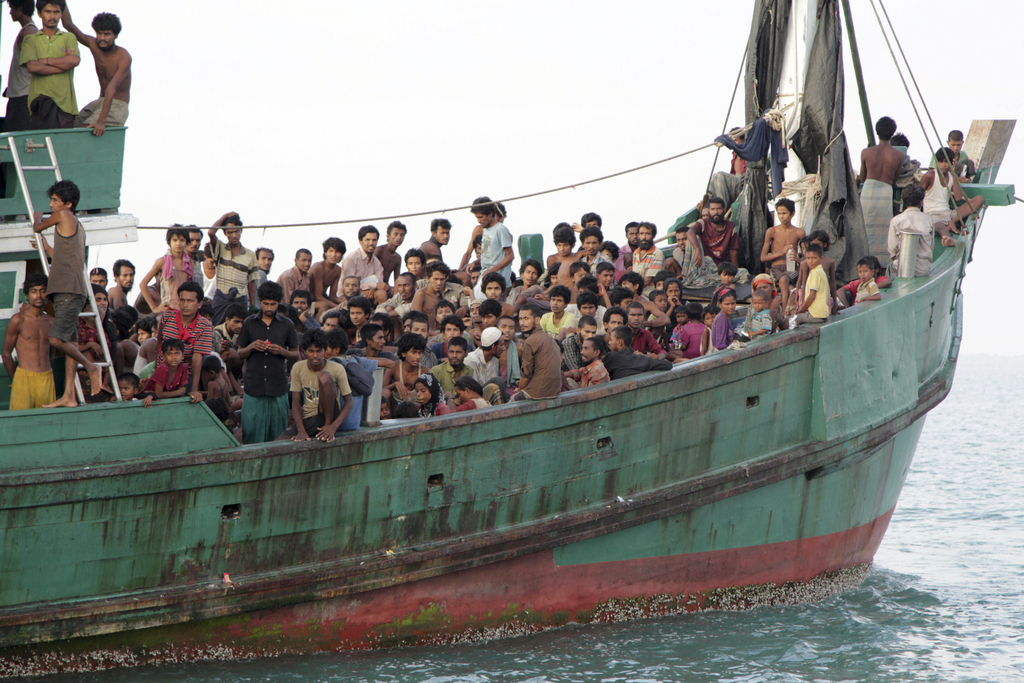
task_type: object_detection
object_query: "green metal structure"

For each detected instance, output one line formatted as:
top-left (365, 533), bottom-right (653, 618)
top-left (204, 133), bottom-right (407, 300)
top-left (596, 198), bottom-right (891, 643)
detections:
top-left (0, 9), bottom-right (1017, 676)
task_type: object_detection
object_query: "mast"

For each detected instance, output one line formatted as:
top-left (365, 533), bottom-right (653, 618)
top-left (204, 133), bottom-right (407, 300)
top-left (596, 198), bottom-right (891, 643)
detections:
top-left (776, 0), bottom-right (816, 227)
top-left (840, 0), bottom-right (875, 146)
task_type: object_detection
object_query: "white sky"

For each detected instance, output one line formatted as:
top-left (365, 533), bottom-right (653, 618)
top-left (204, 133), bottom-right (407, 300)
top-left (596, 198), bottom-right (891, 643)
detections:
top-left (3, 0), bottom-right (1019, 355)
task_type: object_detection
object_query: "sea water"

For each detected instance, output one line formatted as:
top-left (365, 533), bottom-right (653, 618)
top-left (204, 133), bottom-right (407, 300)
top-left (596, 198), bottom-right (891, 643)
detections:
top-left (49, 356), bottom-right (1024, 683)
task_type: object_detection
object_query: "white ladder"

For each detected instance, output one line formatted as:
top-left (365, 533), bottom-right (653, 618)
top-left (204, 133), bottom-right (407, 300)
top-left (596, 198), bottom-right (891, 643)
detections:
top-left (6, 135), bottom-right (121, 403)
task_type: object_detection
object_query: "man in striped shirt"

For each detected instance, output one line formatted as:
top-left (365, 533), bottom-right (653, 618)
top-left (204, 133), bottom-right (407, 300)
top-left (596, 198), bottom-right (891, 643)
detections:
top-left (630, 221), bottom-right (664, 289)
top-left (205, 212), bottom-right (259, 318)
top-left (155, 281), bottom-right (214, 402)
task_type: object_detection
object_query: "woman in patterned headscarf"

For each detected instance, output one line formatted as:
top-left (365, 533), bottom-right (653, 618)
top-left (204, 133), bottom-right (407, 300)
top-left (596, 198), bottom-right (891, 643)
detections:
top-left (751, 272), bottom-right (786, 331)
top-left (413, 373), bottom-right (451, 417)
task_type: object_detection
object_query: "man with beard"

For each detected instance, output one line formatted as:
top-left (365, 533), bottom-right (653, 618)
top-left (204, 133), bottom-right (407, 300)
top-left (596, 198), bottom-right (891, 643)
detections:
top-left (377, 271), bottom-right (416, 327)
top-left (578, 226), bottom-right (610, 268)
top-left (420, 218), bottom-right (451, 262)
top-left (617, 221), bottom-right (640, 279)
top-left (22, 0), bottom-right (80, 129)
top-left (430, 335), bottom-right (472, 398)
top-left (512, 304), bottom-right (561, 401)
top-left (630, 222), bottom-right (664, 288)
top-left (60, 5), bottom-right (130, 136)
top-left (686, 197), bottom-right (740, 267)
top-left (341, 225), bottom-right (388, 305)
top-left (185, 226), bottom-right (204, 285)
top-left (106, 258), bottom-right (134, 310)
top-left (237, 282), bottom-right (299, 443)
top-left (253, 247), bottom-right (274, 291)
top-left (464, 326), bottom-right (506, 405)
top-left (278, 248), bottom-right (312, 303)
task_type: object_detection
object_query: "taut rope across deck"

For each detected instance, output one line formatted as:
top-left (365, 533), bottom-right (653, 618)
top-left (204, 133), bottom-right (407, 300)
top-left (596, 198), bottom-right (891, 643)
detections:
top-left (134, 142), bottom-right (716, 231)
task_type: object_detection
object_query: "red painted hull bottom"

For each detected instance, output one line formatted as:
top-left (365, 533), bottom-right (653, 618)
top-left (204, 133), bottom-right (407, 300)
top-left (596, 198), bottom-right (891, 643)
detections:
top-left (0, 507), bottom-right (895, 677)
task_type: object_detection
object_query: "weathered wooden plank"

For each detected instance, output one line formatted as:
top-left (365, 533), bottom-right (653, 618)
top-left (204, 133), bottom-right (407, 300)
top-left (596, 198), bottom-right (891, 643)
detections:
top-left (964, 119), bottom-right (1016, 173)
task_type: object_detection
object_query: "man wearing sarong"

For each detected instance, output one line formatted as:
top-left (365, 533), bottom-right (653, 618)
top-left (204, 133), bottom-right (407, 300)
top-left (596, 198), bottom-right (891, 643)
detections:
top-left (708, 128), bottom-right (746, 209)
top-left (678, 197), bottom-right (750, 288)
top-left (858, 117), bottom-right (905, 267)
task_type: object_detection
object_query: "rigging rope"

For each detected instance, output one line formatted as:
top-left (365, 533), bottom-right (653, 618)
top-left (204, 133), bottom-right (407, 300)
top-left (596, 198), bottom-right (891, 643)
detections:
top-left (135, 142), bottom-right (717, 231)
top-left (875, 0), bottom-right (981, 226)
top-left (866, 0), bottom-right (935, 157)
top-left (876, 0), bottom-right (944, 154)
top-left (704, 44), bottom-right (751, 197)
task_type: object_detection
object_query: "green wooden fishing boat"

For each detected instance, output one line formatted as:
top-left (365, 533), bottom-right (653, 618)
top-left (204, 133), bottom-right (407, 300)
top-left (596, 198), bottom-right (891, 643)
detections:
top-left (0, 1), bottom-right (1016, 677)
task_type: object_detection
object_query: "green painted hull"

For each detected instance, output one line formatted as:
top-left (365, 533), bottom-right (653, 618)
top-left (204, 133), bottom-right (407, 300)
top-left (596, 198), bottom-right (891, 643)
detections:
top-left (0, 222), bottom-right (969, 673)
top-left (0, 108), bottom-right (1010, 673)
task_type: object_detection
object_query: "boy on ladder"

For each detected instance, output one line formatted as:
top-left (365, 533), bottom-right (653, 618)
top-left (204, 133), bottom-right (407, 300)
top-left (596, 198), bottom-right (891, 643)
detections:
top-left (31, 179), bottom-right (103, 406)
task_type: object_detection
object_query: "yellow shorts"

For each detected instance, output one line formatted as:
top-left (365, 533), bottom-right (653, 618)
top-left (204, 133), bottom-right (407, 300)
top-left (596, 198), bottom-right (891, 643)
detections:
top-left (10, 368), bottom-right (56, 411)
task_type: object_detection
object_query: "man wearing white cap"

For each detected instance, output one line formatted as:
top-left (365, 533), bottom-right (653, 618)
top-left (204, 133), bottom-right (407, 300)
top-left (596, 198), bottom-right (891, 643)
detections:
top-left (464, 326), bottom-right (507, 404)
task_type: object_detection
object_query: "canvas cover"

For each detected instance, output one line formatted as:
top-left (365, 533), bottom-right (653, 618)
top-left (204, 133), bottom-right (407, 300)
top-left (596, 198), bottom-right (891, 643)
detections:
top-left (788, 0), bottom-right (869, 279)
top-left (737, 0), bottom-right (791, 275)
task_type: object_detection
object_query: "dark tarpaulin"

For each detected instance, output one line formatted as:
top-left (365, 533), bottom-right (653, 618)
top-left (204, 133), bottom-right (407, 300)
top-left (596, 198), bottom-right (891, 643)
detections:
top-left (789, 0), bottom-right (869, 281)
top-left (737, 0), bottom-right (791, 274)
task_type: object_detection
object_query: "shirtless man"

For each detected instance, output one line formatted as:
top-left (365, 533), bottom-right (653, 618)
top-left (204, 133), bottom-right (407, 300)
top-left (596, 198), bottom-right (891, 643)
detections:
top-left (546, 224), bottom-right (579, 274)
top-left (309, 237), bottom-right (346, 318)
top-left (106, 258), bottom-right (134, 310)
top-left (2, 273), bottom-right (55, 410)
top-left (858, 118), bottom-right (905, 187)
top-left (411, 261), bottom-right (453, 316)
top-left (374, 220), bottom-right (406, 289)
top-left (420, 218), bottom-right (451, 262)
top-left (858, 116), bottom-right (905, 263)
top-left (61, 6), bottom-right (130, 136)
top-left (383, 332), bottom-right (430, 402)
top-left (759, 197), bottom-right (805, 310)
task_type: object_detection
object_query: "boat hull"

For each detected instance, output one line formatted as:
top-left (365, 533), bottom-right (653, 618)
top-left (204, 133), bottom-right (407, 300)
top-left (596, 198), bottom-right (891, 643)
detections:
top-left (0, 218), bottom-right (968, 677)
top-left (0, 410), bottom-right (928, 676)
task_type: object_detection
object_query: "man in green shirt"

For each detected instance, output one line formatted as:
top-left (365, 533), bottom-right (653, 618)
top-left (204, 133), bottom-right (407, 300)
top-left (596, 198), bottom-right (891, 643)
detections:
top-left (430, 336), bottom-right (473, 398)
top-left (21, 0), bottom-right (79, 129)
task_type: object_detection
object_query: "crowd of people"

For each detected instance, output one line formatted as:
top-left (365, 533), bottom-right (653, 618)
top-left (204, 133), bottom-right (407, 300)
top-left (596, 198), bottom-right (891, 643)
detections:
top-left (1, 27), bottom-right (977, 443)
top-left (5, 165), bottom-right (929, 447)
top-left (3, 1), bottom-right (129, 135)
